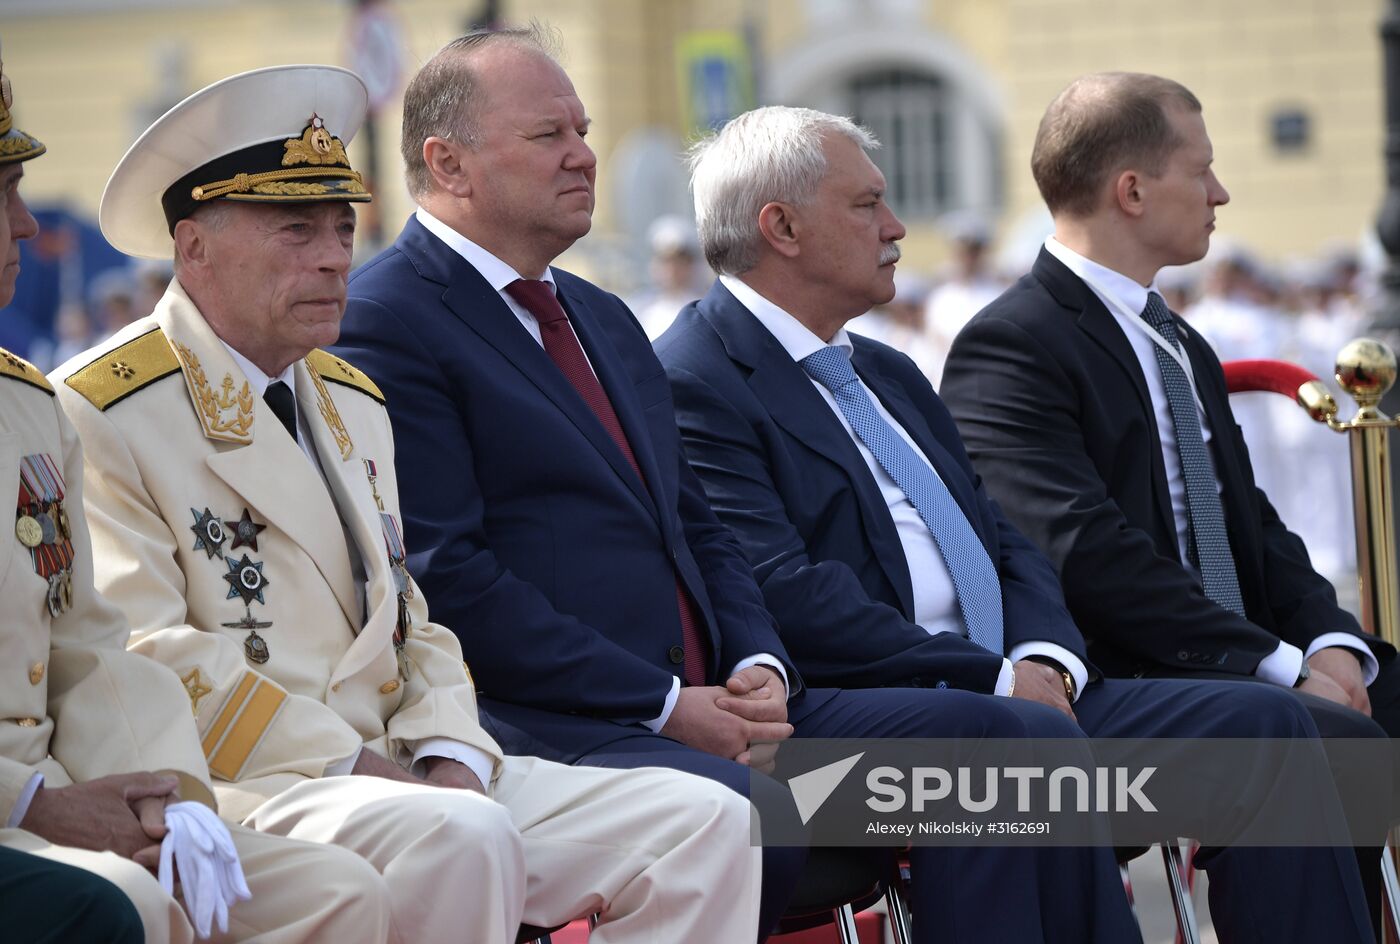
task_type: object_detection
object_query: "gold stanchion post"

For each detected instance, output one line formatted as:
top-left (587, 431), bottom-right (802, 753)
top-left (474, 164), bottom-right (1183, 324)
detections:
top-left (1330, 339), bottom-right (1400, 647)
top-left (1324, 339), bottom-right (1400, 941)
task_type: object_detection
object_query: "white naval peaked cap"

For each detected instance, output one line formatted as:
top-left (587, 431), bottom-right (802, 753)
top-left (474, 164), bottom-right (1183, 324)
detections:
top-left (100, 64), bottom-right (372, 259)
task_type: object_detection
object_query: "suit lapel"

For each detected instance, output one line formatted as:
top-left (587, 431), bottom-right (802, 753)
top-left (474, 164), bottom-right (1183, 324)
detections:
top-left (418, 227), bottom-right (660, 523)
top-left (290, 361), bottom-right (368, 634)
top-left (854, 349), bottom-right (983, 529)
top-left (701, 283), bottom-right (918, 616)
top-left (293, 370), bottom-right (400, 684)
top-left (158, 291), bottom-right (360, 630)
top-left (1035, 250), bottom-right (1177, 546)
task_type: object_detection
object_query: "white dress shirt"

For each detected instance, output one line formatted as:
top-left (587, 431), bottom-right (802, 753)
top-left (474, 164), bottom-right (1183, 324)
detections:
top-left (221, 337), bottom-right (494, 788)
top-left (1044, 238), bottom-right (1377, 688)
top-left (416, 209), bottom-right (788, 731)
top-left (722, 276), bottom-right (1091, 699)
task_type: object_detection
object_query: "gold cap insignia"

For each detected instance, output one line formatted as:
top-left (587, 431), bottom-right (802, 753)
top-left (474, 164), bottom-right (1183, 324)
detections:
top-left (284, 114), bottom-right (351, 169)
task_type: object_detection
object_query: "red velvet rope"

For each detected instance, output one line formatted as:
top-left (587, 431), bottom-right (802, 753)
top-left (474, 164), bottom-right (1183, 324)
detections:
top-left (1222, 359), bottom-right (1320, 397)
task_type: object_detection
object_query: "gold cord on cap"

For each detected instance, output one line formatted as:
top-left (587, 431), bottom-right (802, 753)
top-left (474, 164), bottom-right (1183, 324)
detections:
top-left (191, 167), bottom-right (365, 202)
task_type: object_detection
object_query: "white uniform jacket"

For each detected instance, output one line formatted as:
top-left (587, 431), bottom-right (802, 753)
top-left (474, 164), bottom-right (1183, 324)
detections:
top-left (54, 283), bottom-right (502, 821)
top-left (0, 349), bottom-right (214, 814)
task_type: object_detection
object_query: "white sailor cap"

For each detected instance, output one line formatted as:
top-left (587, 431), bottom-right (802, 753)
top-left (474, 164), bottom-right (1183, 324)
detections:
top-left (101, 64), bottom-right (371, 259)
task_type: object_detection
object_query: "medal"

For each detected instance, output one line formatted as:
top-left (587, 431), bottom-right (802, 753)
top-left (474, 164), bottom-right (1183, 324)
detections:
top-left (16, 454), bottom-right (75, 614)
top-left (223, 553), bottom-right (269, 606)
top-left (189, 507), bottom-right (228, 559)
top-left (230, 507), bottom-right (266, 552)
top-left (222, 608), bottom-right (273, 665)
top-left (365, 459), bottom-right (415, 679)
top-left (244, 630), bottom-right (270, 664)
top-left (15, 515), bottom-right (41, 547)
top-left (45, 571), bottom-right (72, 617)
top-left (35, 510), bottom-right (55, 545)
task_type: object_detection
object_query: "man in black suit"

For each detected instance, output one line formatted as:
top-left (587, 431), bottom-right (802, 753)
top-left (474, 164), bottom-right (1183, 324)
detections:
top-left (940, 70), bottom-right (1399, 921)
top-left (657, 102), bottom-right (1375, 943)
top-left (943, 71), bottom-right (1398, 734)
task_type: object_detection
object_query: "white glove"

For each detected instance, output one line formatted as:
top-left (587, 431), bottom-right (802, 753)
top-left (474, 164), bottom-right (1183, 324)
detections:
top-left (158, 801), bottom-right (252, 938)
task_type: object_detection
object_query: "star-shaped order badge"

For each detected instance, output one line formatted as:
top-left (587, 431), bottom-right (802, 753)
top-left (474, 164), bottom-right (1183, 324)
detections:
top-left (230, 507), bottom-right (267, 551)
top-left (223, 553), bottom-right (269, 606)
top-left (189, 507), bottom-right (228, 559)
top-left (181, 667), bottom-right (212, 715)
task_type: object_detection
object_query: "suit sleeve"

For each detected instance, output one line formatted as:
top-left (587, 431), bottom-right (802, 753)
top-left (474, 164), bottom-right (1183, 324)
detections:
top-left (673, 443), bottom-right (802, 689)
top-left (57, 388), bottom-right (365, 786)
top-left (666, 362), bottom-right (1004, 692)
top-left (1253, 479), bottom-right (1371, 648)
top-left (1199, 360), bottom-right (1377, 654)
top-left (337, 296), bottom-right (681, 723)
top-left (43, 397), bottom-right (217, 808)
top-left (942, 314), bottom-right (1282, 676)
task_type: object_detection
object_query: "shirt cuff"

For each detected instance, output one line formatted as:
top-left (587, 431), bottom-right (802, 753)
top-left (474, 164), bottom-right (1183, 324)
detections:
top-left (323, 746), bottom-right (362, 778)
top-left (730, 654), bottom-right (790, 700)
top-left (993, 658), bottom-right (1016, 697)
top-left (642, 677), bottom-right (683, 733)
top-left (1306, 634), bottom-right (1381, 686)
top-left (1255, 640), bottom-right (1306, 688)
top-left (7, 772), bottom-right (43, 828)
top-left (410, 738), bottom-right (495, 791)
top-left (1008, 642), bottom-right (1090, 704)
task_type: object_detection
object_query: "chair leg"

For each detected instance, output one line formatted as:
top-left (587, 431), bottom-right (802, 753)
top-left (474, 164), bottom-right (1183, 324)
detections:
top-left (831, 903), bottom-right (860, 944)
top-left (1161, 841), bottom-right (1201, 944)
top-left (1381, 840), bottom-right (1400, 937)
top-left (884, 876), bottom-right (913, 944)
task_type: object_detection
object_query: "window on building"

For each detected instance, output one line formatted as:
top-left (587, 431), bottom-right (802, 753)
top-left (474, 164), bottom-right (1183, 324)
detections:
top-left (847, 67), bottom-right (1001, 221)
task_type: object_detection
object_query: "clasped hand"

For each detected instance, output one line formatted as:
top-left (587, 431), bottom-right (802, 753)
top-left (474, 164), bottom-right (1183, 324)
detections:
top-left (1300, 646), bottom-right (1371, 717)
top-left (663, 666), bottom-right (793, 771)
top-left (20, 771), bottom-right (179, 872)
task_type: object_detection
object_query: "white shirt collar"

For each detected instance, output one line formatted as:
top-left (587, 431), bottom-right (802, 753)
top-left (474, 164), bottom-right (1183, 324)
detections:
top-left (719, 274), bottom-right (854, 363)
top-left (415, 206), bottom-right (557, 294)
top-left (1043, 236), bottom-right (1161, 315)
top-left (217, 339), bottom-right (295, 397)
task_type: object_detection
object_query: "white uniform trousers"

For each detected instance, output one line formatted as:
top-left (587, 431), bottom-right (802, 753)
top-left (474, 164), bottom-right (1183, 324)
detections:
top-left (1, 821), bottom-right (392, 943)
top-left (241, 755), bottom-right (761, 944)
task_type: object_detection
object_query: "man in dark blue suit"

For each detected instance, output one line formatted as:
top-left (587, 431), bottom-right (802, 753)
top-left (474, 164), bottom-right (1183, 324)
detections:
top-left (655, 103), bottom-right (1375, 943)
top-left (338, 27), bottom-right (1148, 942)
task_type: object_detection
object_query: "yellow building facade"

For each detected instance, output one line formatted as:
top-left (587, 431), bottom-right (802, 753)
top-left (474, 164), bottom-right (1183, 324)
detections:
top-left (0, 0), bottom-right (1385, 284)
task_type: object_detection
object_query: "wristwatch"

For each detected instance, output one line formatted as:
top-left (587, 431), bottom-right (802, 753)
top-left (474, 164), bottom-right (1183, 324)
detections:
top-left (1027, 657), bottom-right (1076, 701)
top-left (1293, 661), bottom-right (1311, 688)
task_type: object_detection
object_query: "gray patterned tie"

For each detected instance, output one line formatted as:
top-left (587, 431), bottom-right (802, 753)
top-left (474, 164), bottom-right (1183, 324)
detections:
top-left (1140, 292), bottom-right (1246, 616)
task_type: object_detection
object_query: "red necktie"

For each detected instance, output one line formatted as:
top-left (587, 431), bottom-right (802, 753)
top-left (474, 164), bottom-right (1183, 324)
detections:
top-left (505, 279), bottom-right (709, 687)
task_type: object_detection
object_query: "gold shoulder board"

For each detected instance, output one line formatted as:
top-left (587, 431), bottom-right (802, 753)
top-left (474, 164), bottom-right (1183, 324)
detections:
top-left (307, 349), bottom-right (385, 405)
top-left (0, 348), bottom-right (53, 394)
top-left (64, 328), bottom-right (179, 410)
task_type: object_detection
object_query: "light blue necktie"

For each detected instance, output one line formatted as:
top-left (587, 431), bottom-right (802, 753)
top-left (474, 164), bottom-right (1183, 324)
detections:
top-left (801, 346), bottom-right (1004, 654)
top-left (1140, 292), bottom-right (1246, 616)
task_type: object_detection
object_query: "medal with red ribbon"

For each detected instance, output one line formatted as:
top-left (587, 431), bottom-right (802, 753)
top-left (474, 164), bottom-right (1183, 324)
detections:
top-left (15, 453), bottom-right (75, 615)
